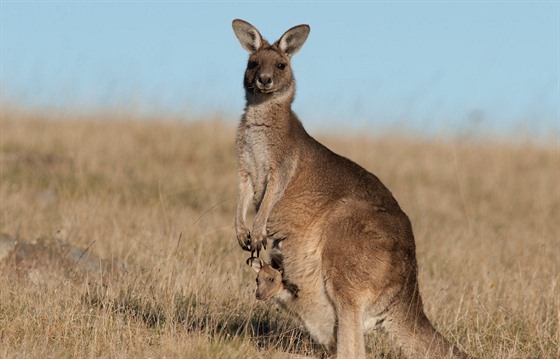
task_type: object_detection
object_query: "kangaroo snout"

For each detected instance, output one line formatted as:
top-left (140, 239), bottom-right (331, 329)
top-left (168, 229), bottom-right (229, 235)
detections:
top-left (256, 74), bottom-right (273, 90)
top-left (255, 288), bottom-right (267, 301)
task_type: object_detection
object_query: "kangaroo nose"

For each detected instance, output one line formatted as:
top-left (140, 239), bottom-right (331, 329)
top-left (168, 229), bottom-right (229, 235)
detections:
top-left (258, 74), bottom-right (272, 86)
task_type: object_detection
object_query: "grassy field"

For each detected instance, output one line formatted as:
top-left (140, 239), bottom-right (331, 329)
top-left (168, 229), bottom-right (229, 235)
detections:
top-left (0, 108), bottom-right (558, 358)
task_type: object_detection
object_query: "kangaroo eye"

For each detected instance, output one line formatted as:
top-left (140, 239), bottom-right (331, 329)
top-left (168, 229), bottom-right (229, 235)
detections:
top-left (268, 277), bottom-right (275, 283)
top-left (248, 61), bottom-right (258, 69)
top-left (276, 63), bottom-right (286, 70)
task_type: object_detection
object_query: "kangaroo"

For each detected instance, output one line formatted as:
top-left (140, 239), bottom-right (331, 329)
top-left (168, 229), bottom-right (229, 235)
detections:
top-left (232, 19), bottom-right (475, 359)
top-left (247, 256), bottom-right (299, 301)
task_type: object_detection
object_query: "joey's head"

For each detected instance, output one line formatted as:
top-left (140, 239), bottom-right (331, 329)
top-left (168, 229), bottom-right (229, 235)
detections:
top-left (232, 19), bottom-right (310, 105)
top-left (247, 257), bottom-right (284, 301)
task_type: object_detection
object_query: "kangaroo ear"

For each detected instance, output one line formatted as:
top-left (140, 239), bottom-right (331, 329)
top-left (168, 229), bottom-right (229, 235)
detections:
top-left (277, 24), bottom-right (310, 57)
top-left (247, 257), bottom-right (263, 273)
top-left (232, 19), bottom-right (264, 54)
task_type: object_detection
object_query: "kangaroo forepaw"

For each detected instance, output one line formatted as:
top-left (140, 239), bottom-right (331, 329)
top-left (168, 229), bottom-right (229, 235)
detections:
top-left (249, 234), bottom-right (267, 254)
top-left (236, 227), bottom-right (252, 252)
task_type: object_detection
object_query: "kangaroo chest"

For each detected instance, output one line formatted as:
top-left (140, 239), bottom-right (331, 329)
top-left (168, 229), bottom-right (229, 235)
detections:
top-left (237, 121), bottom-right (273, 208)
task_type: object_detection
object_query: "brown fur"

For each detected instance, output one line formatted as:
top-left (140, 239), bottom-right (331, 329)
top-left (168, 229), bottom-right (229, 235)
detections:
top-left (232, 19), bottom-right (475, 359)
top-left (247, 257), bottom-right (299, 301)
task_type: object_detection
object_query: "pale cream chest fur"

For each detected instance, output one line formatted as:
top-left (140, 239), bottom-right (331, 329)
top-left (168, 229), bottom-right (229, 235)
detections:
top-left (237, 104), bottom-right (276, 208)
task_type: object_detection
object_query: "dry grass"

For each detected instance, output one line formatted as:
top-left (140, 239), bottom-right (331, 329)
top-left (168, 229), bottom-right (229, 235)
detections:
top-left (0, 107), bottom-right (558, 358)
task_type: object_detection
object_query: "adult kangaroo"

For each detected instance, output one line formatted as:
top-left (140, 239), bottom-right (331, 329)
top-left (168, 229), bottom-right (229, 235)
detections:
top-left (232, 19), bottom-right (475, 359)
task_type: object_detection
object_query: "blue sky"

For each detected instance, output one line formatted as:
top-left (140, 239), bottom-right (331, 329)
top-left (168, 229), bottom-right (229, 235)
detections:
top-left (1, 1), bottom-right (558, 137)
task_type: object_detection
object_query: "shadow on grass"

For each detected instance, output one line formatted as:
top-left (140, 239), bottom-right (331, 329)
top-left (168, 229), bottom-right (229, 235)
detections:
top-left (82, 279), bottom-right (330, 358)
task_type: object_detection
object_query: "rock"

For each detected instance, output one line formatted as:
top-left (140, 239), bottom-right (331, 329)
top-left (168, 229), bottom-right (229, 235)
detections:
top-left (0, 233), bottom-right (125, 284)
top-left (0, 233), bottom-right (17, 261)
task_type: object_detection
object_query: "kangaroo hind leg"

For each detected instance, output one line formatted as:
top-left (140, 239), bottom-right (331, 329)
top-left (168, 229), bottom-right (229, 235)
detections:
top-left (335, 303), bottom-right (366, 359)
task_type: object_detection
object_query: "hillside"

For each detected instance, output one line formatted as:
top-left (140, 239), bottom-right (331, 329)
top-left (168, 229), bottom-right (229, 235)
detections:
top-left (0, 109), bottom-right (558, 358)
